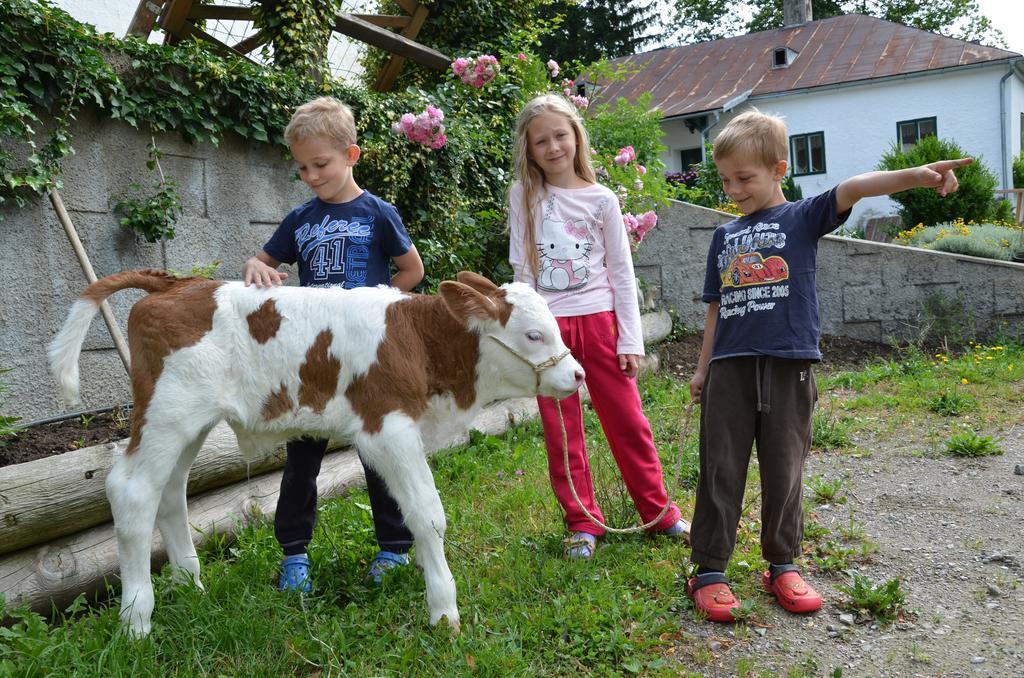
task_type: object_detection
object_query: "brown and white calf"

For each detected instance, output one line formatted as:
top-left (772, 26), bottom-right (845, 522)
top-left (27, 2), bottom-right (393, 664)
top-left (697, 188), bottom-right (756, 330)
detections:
top-left (48, 269), bottom-right (583, 637)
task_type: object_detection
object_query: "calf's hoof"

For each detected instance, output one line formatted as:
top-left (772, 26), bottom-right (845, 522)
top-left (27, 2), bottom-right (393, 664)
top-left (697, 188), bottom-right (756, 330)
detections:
top-left (430, 611), bottom-right (461, 636)
top-left (122, 618), bottom-right (152, 639)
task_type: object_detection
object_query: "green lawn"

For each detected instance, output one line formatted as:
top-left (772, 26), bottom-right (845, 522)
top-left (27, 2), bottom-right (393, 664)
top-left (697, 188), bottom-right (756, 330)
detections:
top-left (2, 340), bottom-right (1021, 676)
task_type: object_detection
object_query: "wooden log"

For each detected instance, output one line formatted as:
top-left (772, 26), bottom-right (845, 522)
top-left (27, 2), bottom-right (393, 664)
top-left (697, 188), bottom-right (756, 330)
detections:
top-left (0, 423), bottom-right (287, 557)
top-left (0, 398), bottom-right (538, 615)
top-left (0, 447), bottom-right (363, 616)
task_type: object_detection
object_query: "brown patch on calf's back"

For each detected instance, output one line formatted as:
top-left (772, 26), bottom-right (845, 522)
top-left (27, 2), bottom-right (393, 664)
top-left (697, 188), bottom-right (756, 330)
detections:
top-left (347, 295), bottom-right (480, 433)
top-left (127, 278), bottom-right (223, 454)
top-left (298, 329), bottom-right (341, 414)
top-left (247, 298), bottom-right (282, 344)
top-left (262, 384), bottom-right (293, 420)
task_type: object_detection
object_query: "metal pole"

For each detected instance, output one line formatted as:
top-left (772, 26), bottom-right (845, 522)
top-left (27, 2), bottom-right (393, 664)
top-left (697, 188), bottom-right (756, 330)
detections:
top-left (48, 189), bottom-right (132, 374)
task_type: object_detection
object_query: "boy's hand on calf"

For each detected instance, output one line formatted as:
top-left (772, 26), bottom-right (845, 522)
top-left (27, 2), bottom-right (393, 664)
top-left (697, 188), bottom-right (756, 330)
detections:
top-left (243, 257), bottom-right (288, 288)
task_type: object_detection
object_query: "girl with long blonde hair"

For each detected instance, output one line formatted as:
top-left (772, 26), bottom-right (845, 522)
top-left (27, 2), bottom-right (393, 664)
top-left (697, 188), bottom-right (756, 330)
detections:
top-left (507, 94), bottom-right (688, 559)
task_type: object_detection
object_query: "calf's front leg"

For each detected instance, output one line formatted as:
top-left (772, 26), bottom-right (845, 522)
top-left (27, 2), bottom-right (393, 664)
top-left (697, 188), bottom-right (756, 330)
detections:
top-left (356, 418), bottom-right (460, 632)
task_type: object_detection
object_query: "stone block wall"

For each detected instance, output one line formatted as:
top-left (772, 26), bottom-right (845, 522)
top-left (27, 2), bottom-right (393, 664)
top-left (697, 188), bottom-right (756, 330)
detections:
top-left (1, 110), bottom-right (307, 422)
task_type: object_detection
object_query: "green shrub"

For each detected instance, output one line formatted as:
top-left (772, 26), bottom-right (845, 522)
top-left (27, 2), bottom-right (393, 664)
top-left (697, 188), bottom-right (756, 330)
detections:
top-left (782, 172), bottom-right (803, 201)
top-left (877, 136), bottom-right (1001, 228)
top-left (1013, 149), bottom-right (1024, 189)
top-left (690, 142), bottom-right (728, 208)
top-left (916, 290), bottom-right (977, 349)
top-left (587, 93), bottom-right (674, 215)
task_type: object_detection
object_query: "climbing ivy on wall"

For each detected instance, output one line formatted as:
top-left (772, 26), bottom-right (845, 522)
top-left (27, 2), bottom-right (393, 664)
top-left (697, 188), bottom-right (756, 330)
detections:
top-left (0, 0), bottom-right (362, 211)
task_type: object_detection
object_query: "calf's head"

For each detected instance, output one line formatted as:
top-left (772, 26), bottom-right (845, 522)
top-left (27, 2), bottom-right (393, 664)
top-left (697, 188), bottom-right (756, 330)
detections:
top-left (439, 272), bottom-right (583, 400)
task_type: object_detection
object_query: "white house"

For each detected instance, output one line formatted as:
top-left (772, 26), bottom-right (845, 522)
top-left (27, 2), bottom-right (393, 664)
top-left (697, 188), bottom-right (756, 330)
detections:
top-left (595, 12), bottom-right (1024, 231)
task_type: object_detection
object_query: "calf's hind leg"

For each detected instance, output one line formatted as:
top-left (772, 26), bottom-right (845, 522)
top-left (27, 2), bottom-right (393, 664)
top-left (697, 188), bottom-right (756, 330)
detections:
top-left (356, 418), bottom-right (459, 631)
top-left (107, 414), bottom-right (217, 637)
top-left (156, 424), bottom-right (215, 588)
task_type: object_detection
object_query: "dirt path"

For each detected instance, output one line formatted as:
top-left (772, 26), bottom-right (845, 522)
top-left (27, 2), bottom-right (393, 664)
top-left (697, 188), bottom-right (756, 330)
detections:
top-left (677, 425), bottom-right (1024, 676)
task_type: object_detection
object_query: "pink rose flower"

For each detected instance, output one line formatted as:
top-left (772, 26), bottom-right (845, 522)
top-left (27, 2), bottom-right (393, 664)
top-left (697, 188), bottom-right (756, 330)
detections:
top-left (614, 145), bottom-right (637, 166)
top-left (394, 106), bottom-right (446, 149)
top-left (452, 54), bottom-right (499, 88)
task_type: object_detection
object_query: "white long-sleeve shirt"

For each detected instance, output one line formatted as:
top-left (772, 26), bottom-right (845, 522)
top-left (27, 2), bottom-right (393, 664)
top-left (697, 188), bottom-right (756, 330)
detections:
top-left (508, 181), bottom-right (644, 355)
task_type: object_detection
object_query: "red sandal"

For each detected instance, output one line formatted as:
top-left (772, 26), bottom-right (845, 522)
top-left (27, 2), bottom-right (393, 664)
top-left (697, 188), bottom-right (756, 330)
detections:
top-left (762, 566), bottom-right (822, 614)
top-left (687, 574), bottom-right (740, 623)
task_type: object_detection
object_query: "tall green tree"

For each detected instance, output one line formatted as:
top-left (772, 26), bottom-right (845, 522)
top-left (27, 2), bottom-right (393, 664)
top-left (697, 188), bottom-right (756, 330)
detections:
top-left (539, 0), bottom-right (666, 66)
top-left (671, 0), bottom-right (1003, 47)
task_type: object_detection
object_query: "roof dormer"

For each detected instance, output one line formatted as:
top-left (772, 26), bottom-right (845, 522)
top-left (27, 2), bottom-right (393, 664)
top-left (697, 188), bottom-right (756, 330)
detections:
top-left (772, 46), bottom-right (798, 68)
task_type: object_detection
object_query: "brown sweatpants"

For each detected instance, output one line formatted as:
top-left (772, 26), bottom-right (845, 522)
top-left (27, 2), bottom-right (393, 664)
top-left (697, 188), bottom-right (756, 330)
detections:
top-left (690, 355), bottom-right (817, 572)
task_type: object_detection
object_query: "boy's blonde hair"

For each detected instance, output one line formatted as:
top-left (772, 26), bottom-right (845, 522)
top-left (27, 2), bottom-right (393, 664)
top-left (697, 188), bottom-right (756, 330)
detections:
top-left (511, 94), bottom-right (597, 277)
top-left (713, 108), bottom-right (788, 169)
top-left (285, 96), bottom-right (357, 148)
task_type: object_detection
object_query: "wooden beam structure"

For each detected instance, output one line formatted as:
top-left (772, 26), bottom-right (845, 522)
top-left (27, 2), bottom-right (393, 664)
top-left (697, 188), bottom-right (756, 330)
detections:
top-left (373, 2), bottom-right (431, 91)
top-left (126, 0), bottom-right (169, 37)
top-left (126, 0), bottom-right (448, 90)
top-left (334, 10), bottom-right (448, 74)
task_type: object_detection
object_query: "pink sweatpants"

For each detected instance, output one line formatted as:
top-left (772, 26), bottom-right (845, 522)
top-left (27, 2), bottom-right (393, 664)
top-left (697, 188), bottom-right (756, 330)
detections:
top-left (537, 311), bottom-right (680, 536)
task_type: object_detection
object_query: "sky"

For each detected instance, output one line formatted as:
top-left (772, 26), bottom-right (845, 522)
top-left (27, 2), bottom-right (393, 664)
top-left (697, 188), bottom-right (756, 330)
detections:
top-left (973, 0), bottom-right (1024, 55)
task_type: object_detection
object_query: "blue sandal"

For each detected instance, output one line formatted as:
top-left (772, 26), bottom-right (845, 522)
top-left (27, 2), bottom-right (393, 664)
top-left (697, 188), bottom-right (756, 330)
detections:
top-left (278, 554), bottom-right (312, 593)
top-left (564, 532), bottom-right (597, 560)
top-left (367, 550), bottom-right (410, 584)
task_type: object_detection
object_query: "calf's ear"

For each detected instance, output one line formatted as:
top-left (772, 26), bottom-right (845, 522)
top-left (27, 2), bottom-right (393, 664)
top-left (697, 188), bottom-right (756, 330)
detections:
top-left (439, 281), bottom-right (501, 325)
top-left (455, 271), bottom-right (499, 295)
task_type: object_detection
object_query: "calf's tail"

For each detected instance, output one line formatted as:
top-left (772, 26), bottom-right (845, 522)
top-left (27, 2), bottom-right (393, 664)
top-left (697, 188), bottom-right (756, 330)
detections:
top-left (47, 270), bottom-right (183, 405)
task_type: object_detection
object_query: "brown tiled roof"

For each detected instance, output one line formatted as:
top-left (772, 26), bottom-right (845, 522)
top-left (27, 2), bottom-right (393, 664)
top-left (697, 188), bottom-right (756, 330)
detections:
top-left (595, 13), bottom-right (1020, 119)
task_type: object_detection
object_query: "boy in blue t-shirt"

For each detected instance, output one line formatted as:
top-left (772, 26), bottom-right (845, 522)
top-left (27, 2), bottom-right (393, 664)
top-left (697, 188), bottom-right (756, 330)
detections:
top-left (243, 96), bottom-right (424, 591)
top-left (686, 109), bottom-right (970, 622)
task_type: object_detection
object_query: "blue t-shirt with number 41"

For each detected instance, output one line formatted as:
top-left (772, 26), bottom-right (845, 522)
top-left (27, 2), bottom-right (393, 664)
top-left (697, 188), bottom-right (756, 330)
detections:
top-left (263, 191), bottom-right (412, 289)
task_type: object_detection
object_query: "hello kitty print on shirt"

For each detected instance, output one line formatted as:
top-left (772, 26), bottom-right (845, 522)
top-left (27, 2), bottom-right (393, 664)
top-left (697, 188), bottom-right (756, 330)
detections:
top-left (537, 195), bottom-right (593, 292)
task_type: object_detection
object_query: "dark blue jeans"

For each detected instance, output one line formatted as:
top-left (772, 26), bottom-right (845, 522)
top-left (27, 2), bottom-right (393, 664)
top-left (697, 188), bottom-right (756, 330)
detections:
top-left (274, 437), bottom-right (414, 556)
